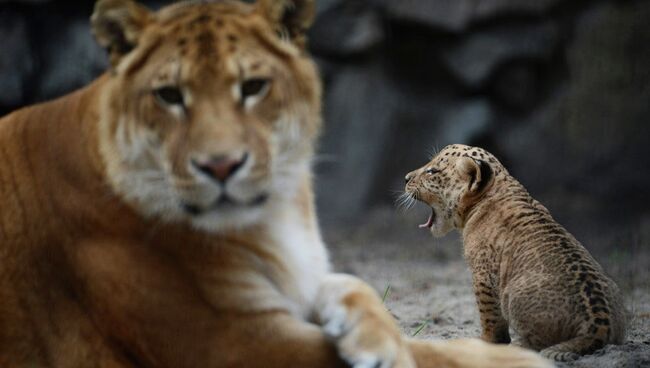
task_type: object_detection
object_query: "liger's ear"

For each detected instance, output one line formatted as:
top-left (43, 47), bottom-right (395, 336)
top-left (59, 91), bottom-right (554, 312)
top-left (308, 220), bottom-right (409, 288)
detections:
top-left (256, 0), bottom-right (315, 47)
top-left (91, 0), bottom-right (151, 67)
top-left (456, 157), bottom-right (493, 195)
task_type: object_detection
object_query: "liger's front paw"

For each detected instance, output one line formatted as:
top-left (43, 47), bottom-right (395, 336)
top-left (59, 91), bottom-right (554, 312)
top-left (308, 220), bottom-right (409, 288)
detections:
top-left (317, 274), bottom-right (415, 368)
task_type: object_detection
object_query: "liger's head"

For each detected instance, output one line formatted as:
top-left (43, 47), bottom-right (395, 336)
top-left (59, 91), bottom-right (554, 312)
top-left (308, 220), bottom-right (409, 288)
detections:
top-left (92, 0), bottom-right (321, 231)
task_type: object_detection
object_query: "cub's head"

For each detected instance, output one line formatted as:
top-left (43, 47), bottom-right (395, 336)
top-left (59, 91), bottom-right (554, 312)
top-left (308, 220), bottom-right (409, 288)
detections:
top-left (92, 0), bottom-right (320, 231)
top-left (404, 144), bottom-right (503, 237)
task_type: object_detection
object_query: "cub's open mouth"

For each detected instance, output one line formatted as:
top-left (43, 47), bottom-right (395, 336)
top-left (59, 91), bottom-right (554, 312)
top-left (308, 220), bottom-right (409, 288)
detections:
top-left (419, 207), bottom-right (436, 229)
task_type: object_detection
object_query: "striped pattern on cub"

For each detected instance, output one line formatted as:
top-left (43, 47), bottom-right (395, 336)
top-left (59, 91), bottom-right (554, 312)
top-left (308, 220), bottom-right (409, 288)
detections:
top-left (404, 144), bottom-right (626, 362)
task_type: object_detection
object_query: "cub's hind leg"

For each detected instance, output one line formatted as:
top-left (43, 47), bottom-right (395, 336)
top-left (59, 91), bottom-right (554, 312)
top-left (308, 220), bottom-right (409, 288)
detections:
top-left (506, 274), bottom-right (623, 362)
top-left (540, 316), bottom-right (616, 362)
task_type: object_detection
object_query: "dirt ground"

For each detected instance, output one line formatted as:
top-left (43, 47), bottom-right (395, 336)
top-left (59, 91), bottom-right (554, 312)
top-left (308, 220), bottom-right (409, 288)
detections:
top-left (325, 207), bottom-right (650, 368)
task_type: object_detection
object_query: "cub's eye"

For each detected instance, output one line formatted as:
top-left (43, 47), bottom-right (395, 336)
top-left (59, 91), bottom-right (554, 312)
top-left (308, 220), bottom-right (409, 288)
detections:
top-left (426, 168), bottom-right (439, 175)
top-left (153, 86), bottom-right (184, 106)
top-left (240, 78), bottom-right (270, 100)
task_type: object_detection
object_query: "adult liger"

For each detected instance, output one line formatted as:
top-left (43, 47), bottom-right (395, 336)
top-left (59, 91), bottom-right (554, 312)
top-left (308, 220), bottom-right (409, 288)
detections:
top-left (0, 1), bottom-right (551, 367)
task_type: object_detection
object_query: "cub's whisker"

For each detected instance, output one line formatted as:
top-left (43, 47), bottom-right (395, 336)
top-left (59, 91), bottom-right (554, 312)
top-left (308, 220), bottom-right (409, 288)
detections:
top-left (395, 191), bottom-right (417, 212)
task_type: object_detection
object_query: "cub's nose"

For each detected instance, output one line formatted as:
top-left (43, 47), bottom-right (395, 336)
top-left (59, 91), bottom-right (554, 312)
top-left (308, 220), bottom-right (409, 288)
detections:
top-left (405, 173), bottom-right (414, 184)
top-left (192, 153), bottom-right (248, 183)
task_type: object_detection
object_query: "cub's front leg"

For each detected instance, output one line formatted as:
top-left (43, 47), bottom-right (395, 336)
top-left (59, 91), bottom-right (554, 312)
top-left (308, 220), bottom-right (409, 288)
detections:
top-left (472, 271), bottom-right (511, 344)
top-left (315, 274), bottom-right (415, 368)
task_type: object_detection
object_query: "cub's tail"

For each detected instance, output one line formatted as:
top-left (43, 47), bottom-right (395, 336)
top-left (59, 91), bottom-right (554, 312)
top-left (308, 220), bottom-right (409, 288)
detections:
top-left (540, 333), bottom-right (607, 362)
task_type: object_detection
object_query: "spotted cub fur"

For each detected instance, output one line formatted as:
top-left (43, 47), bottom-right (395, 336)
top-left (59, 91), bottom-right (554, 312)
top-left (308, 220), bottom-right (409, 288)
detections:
top-left (404, 144), bottom-right (625, 361)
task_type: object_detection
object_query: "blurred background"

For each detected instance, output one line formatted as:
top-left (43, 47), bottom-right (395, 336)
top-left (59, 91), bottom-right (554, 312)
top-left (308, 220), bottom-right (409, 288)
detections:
top-left (1, 0), bottom-right (648, 251)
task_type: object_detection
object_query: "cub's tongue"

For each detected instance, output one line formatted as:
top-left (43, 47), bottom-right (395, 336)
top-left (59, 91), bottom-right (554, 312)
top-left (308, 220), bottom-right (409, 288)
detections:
top-left (419, 208), bottom-right (434, 229)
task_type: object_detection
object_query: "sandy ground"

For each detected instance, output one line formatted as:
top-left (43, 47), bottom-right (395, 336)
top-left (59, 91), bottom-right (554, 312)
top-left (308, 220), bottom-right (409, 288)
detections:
top-left (324, 207), bottom-right (650, 368)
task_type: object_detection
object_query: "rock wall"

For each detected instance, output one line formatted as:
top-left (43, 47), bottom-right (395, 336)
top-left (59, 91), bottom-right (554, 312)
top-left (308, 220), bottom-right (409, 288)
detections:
top-left (311, 0), bottom-right (650, 234)
top-left (1, 0), bottom-right (648, 236)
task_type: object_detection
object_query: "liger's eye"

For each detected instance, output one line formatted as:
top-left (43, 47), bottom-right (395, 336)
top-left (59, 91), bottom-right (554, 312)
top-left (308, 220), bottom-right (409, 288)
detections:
top-left (153, 86), bottom-right (184, 106)
top-left (240, 78), bottom-right (270, 100)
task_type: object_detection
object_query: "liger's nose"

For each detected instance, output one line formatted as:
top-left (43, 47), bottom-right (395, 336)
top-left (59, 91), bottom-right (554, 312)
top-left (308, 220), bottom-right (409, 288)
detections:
top-left (192, 153), bottom-right (248, 183)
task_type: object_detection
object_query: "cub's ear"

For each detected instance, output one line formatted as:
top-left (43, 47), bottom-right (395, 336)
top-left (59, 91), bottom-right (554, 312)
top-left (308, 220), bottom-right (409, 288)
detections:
top-left (456, 156), bottom-right (493, 195)
top-left (256, 0), bottom-right (315, 47)
top-left (91, 0), bottom-right (151, 67)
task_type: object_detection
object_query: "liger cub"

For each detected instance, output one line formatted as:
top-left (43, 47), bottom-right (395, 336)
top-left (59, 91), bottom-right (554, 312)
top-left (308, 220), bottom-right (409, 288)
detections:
top-left (0, 0), bottom-right (553, 367)
top-left (404, 144), bottom-right (625, 362)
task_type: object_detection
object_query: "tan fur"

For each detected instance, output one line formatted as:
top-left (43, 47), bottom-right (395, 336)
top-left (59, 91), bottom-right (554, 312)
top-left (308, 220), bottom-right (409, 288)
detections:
top-left (405, 144), bottom-right (626, 362)
top-left (0, 1), bottom-right (551, 367)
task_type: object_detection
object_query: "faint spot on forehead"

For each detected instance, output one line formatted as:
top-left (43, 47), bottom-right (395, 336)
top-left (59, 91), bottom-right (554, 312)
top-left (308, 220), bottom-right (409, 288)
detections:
top-left (155, 9), bottom-right (256, 68)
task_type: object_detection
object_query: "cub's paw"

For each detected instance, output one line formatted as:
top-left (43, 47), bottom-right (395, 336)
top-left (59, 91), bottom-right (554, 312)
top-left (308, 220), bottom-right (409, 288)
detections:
top-left (316, 274), bottom-right (415, 368)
